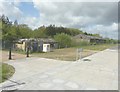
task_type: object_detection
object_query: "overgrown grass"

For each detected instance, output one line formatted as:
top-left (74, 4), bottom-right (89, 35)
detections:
top-left (2, 43), bottom-right (117, 61)
top-left (74, 43), bottom-right (117, 51)
top-left (0, 63), bottom-right (15, 83)
top-left (32, 43), bottom-right (117, 61)
top-left (32, 48), bottom-right (98, 61)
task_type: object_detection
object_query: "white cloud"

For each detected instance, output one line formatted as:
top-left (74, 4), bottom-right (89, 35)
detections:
top-left (12, 0), bottom-right (21, 6)
top-left (20, 16), bottom-right (40, 29)
top-left (33, 2), bottom-right (117, 25)
top-left (0, 1), bottom-right (118, 39)
top-left (32, 1), bottom-right (118, 39)
top-left (82, 23), bottom-right (118, 39)
top-left (0, 1), bottom-right (23, 19)
top-left (111, 23), bottom-right (118, 30)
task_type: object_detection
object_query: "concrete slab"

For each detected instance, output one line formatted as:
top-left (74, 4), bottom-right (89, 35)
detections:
top-left (1, 49), bottom-right (118, 90)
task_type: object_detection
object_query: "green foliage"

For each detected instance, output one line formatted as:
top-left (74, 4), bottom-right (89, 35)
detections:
top-left (118, 40), bottom-right (120, 43)
top-left (45, 25), bottom-right (57, 37)
top-left (0, 21), bottom-right (2, 30)
top-left (0, 63), bottom-right (15, 83)
top-left (67, 28), bottom-right (83, 36)
top-left (1, 15), bottom-right (33, 42)
top-left (32, 25), bottom-right (83, 38)
top-left (1, 14), bottom-right (114, 47)
top-left (105, 38), bottom-right (118, 44)
top-left (18, 24), bottom-right (33, 38)
top-left (54, 33), bottom-right (72, 48)
top-left (1, 15), bottom-right (17, 42)
top-left (77, 44), bottom-right (117, 51)
top-left (33, 26), bottom-right (47, 38)
top-left (77, 41), bottom-right (89, 46)
top-left (83, 32), bottom-right (101, 37)
top-left (45, 25), bottom-right (82, 37)
top-left (71, 39), bottom-right (90, 47)
top-left (92, 34), bottom-right (101, 37)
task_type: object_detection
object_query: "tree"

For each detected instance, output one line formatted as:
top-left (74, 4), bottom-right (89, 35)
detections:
top-left (1, 15), bottom-right (13, 42)
top-left (84, 32), bottom-right (88, 35)
top-left (33, 26), bottom-right (47, 38)
top-left (54, 33), bottom-right (72, 48)
top-left (45, 25), bottom-right (56, 37)
top-left (18, 25), bottom-right (33, 38)
top-left (1, 15), bottom-right (33, 42)
top-left (14, 20), bottom-right (18, 26)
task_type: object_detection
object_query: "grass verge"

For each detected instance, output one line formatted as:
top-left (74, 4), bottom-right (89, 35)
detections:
top-left (74, 44), bottom-right (117, 51)
top-left (0, 63), bottom-right (15, 83)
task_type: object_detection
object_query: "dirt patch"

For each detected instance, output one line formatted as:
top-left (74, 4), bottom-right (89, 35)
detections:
top-left (1, 51), bottom-right (27, 62)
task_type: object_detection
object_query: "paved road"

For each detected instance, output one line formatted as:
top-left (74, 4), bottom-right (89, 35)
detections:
top-left (0, 48), bottom-right (118, 90)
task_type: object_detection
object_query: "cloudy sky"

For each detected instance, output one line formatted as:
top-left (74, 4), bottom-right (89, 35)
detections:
top-left (0, 0), bottom-right (118, 39)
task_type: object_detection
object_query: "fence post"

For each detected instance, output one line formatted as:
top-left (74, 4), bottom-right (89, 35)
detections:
top-left (9, 47), bottom-right (12, 60)
top-left (26, 47), bottom-right (29, 57)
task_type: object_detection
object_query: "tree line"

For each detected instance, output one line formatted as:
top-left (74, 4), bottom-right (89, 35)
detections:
top-left (1, 15), bottom-right (102, 42)
top-left (0, 15), bottom-right (118, 49)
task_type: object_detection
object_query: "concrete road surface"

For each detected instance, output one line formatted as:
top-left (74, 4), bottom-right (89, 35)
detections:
top-left (0, 48), bottom-right (118, 90)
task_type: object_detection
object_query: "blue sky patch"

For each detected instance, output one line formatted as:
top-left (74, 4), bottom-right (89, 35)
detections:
top-left (18, 2), bottom-right (39, 17)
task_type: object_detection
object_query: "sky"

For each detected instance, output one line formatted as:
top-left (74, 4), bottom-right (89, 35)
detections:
top-left (0, 0), bottom-right (119, 39)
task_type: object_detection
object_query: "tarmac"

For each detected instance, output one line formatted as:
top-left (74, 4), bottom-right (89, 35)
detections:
top-left (0, 48), bottom-right (118, 90)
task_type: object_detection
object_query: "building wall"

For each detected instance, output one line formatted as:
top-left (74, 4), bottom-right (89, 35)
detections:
top-left (43, 44), bottom-right (50, 52)
top-left (15, 40), bottom-right (58, 52)
top-left (38, 41), bottom-right (43, 52)
top-left (15, 42), bottom-right (26, 51)
top-left (89, 39), bottom-right (105, 44)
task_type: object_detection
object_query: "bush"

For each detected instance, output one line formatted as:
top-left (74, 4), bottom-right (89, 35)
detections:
top-left (54, 33), bottom-right (72, 48)
top-left (71, 39), bottom-right (90, 47)
top-left (79, 41), bottom-right (90, 46)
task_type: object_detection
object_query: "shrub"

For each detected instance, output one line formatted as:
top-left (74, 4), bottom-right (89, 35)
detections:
top-left (71, 38), bottom-right (90, 47)
top-left (54, 33), bottom-right (72, 48)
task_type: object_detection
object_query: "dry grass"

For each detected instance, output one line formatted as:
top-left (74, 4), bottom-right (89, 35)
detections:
top-left (32, 48), bottom-right (98, 61)
top-left (1, 44), bottom-right (116, 62)
top-left (1, 51), bottom-right (26, 62)
top-left (32, 44), bottom-right (117, 61)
